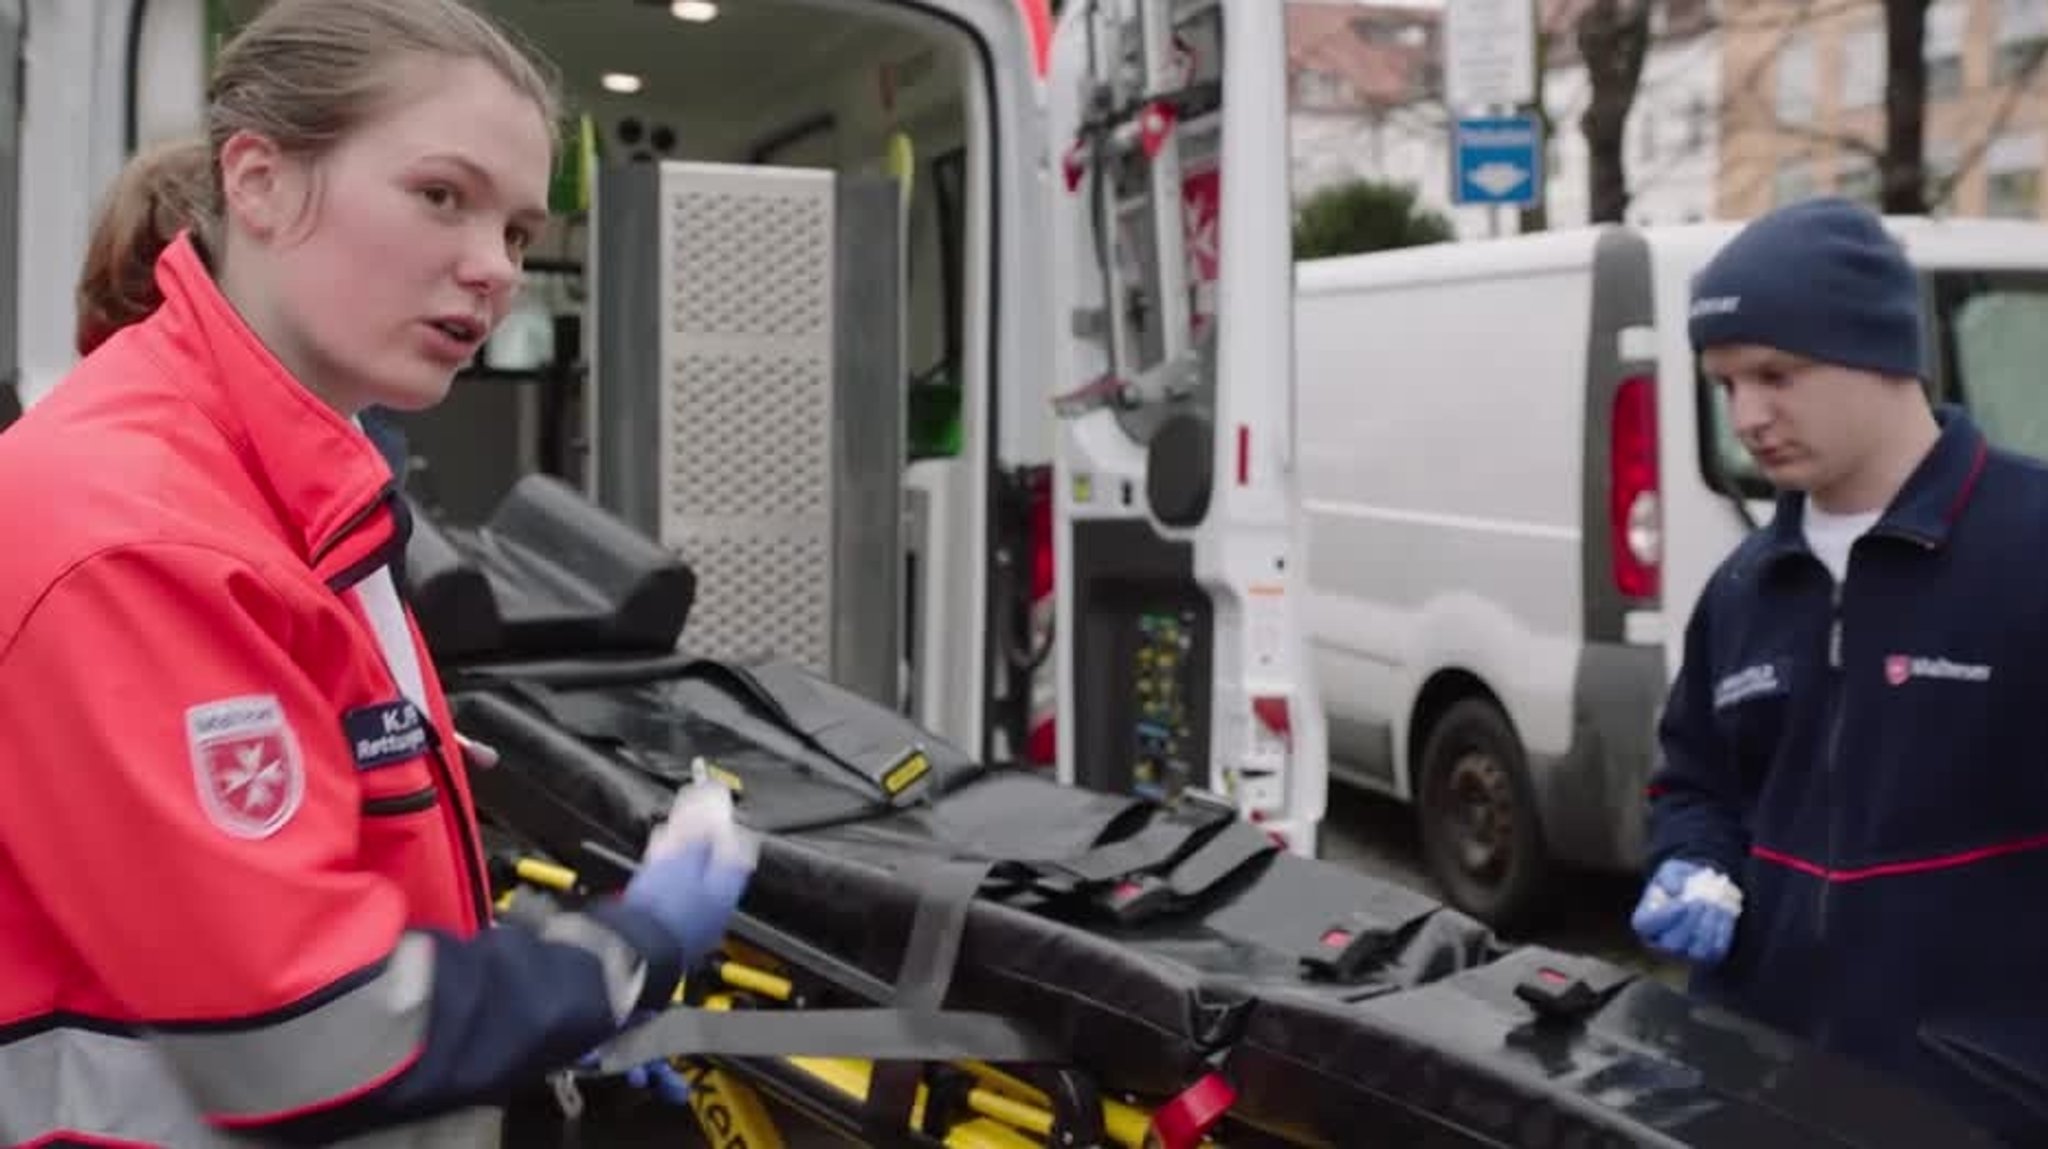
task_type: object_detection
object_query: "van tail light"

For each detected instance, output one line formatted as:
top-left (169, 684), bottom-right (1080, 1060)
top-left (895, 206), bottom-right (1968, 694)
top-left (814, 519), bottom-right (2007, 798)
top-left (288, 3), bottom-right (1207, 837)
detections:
top-left (1610, 376), bottom-right (1661, 600)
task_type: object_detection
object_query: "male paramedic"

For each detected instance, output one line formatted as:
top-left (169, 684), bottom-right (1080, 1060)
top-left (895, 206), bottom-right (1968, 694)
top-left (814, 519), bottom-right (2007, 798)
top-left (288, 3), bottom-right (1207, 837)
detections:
top-left (1633, 195), bottom-right (2048, 1144)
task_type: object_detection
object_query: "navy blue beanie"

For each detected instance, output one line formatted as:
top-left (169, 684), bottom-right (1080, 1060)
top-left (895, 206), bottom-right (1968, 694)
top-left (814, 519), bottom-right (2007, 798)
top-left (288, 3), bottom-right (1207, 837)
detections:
top-left (1688, 196), bottom-right (1925, 379)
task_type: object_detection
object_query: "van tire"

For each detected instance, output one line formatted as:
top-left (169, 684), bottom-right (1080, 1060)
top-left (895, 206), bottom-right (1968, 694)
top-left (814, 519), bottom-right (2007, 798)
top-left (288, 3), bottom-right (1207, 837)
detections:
top-left (1415, 698), bottom-right (1552, 935)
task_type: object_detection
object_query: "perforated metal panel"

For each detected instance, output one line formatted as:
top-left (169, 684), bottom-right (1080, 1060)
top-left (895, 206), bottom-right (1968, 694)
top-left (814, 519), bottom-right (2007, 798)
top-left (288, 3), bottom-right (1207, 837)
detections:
top-left (658, 165), bottom-right (838, 672)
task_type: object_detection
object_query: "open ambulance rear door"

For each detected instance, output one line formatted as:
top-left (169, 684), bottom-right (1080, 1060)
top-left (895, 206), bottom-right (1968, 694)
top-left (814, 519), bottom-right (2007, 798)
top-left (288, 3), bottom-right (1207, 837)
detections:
top-left (1044, 0), bottom-right (1329, 854)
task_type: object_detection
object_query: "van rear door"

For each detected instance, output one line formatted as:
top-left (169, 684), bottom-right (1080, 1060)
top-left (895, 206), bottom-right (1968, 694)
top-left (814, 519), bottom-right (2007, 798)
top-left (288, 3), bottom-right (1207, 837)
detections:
top-left (1043, 0), bottom-right (1329, 853)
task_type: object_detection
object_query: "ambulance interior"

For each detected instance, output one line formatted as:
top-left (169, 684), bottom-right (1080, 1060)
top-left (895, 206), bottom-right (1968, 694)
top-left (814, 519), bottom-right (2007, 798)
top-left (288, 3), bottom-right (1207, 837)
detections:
top-left (304, 0), bottom-right (986, 525)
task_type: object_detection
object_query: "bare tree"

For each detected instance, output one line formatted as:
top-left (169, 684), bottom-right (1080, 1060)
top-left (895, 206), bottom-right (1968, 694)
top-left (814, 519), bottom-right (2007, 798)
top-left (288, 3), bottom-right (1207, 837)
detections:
top-left (1284, 0), bottom-right (2037, 228)
top-left (1575, 0), bottom-right (1654, 222)
top-left (1926, 40), bottom-right (2048, 208)
top-left (1519, 17), bottom-right (1553, 233)
top-left (1880, 0), bottom-right (1931, 212)
top-left (1710, 0), bottom-right (2046, 214)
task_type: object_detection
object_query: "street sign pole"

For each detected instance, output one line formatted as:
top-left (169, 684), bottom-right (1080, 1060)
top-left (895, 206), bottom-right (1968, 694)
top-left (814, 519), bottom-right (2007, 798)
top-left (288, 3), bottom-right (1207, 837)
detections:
top-left (1487, 100), bottom-right (1500, 238)
top-left (1489, 102), bottom-right (1505, 238)
top-left (1444, 0), bottom-right (1541, 233)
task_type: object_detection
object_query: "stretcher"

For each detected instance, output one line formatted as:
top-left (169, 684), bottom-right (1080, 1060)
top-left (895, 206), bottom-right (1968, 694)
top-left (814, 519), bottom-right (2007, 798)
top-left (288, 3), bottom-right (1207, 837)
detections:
top-left (412, 477), bottom-right (2001, 1148)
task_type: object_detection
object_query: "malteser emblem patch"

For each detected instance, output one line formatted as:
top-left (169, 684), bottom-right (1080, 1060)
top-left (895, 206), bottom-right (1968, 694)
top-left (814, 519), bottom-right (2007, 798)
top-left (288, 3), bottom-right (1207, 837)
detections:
top-left (187, 694), bottom-right (304, 840)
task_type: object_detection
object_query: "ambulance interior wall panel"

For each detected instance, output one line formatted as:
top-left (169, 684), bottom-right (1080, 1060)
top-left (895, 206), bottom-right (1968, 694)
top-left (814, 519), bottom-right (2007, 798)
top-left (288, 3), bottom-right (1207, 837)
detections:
top-left (663, 165), bottom-right (839, 682)
top-left (590, 162), bottom-right (664, 533)
top-left (833, 175), bottom-right (910, 710)
top-left (592, 161), bottom-right (902, 706)
top-left (671, 37), bottom-right (968, 387)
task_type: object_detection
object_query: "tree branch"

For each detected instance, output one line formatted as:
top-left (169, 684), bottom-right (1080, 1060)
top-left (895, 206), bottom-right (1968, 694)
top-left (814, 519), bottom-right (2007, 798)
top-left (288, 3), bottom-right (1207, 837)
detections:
top-left (1579, 0), bottom-right (1654, 222)
top-left (1923, 39), bottom-right (2048, 209)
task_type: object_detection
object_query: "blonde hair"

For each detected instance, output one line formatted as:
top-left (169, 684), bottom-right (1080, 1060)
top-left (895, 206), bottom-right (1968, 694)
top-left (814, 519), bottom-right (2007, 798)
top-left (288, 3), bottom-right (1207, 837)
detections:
top-left (75, 0), bottom-right (560, 356)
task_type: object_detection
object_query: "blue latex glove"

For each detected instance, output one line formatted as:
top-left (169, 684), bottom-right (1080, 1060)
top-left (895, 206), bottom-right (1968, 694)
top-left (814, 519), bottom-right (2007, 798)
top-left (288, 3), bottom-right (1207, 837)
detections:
top-left (622, 837), bottom-right (752, 965)
top-left (624, 1056), bottom-right (693, 1106)
top-left (575, 1013), bottom-right (692, 1107)
top-left (1630, 858), bottom-right (1739, 966)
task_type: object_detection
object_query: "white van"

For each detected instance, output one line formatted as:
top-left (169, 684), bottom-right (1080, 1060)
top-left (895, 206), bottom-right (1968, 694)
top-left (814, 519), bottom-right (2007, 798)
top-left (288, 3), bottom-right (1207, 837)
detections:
top-left (1296, 216), bottom-right (2048, 930)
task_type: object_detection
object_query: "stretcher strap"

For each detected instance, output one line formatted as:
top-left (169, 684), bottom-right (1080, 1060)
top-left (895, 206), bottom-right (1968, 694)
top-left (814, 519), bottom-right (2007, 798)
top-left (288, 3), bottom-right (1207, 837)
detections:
top-left (460, 656), bottom-right (948, 810)
top-left (868, 857), bottom-right (999, 1130)
top-left (984, 807), bottom-right (1275, 928)
top-left (1165, 819), bottom-right (1274, 898)
top-left (893, 858), bottom-right (994, 1009)
top-left (1032, 800), bottom-right (1232, 885)
top-left (594, 1007), bottom-right (1061, 1070)
top-left (580, 848), bottom-right (1059, 1072)
top-left (596, 859), bottom-right (1049, 1075)
top-left (715, 658), bottom-right (940, 805)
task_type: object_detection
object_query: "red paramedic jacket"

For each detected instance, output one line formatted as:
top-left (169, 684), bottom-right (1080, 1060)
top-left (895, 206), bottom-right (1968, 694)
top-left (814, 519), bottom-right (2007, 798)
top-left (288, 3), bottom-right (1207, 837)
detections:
top-left (0, 233), bottom-right (682, 1147)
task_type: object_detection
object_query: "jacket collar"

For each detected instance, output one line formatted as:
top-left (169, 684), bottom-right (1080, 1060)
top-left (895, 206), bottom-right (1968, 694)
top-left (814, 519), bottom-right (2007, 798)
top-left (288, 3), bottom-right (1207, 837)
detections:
top-left (1762, 403), bottom-right (1990, 562)
top-left (146, 231), bottom-right (396, 565)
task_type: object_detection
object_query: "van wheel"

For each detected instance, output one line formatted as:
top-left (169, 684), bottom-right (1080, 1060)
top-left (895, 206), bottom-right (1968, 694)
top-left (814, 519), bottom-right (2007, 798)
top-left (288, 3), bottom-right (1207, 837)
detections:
top-left (1415, 699), bottom-right (1551, 934)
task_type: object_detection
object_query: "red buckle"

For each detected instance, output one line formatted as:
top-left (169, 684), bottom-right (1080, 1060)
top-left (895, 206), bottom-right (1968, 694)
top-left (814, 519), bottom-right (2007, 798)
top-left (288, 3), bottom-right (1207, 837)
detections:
top-left (1138, 100), bottom-right (1178, 159)
top-left (1149, 1071), bottom-right (1234, 1148)
top-left (1062, 138), bottom-right (1087, 192)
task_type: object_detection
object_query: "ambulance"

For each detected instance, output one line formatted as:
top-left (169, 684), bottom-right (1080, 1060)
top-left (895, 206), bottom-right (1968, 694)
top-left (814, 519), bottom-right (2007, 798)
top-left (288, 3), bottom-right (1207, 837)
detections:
top-left (9, 0), bottom-right (1331, 853)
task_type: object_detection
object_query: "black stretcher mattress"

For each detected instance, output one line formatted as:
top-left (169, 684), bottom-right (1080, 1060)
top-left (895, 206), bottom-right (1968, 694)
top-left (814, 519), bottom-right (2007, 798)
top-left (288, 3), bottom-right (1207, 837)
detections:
top-left (444, 655), bottom-right (1996, 1149)
top-left (407, 479), bottom-right (1999, 1147)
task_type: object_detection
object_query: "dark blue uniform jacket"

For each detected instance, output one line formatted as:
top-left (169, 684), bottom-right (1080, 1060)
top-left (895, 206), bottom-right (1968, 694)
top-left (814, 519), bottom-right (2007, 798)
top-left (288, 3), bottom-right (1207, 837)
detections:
top-left (1648, 408), bottom-right (2048, 1143)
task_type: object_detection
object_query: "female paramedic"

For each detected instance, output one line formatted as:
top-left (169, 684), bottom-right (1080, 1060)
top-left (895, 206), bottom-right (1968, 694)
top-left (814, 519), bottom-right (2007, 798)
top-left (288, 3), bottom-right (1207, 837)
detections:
top-left (0, 1), bottom-right (750, 1145)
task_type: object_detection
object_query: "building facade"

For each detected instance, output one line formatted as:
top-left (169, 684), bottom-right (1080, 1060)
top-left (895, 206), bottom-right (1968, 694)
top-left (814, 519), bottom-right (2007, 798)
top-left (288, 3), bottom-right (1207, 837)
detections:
top-left (1543, 0), bottom-right (1721, 228)
top-left (1717, 0), bottom-right (2048, 220)
top-left (1286, 0), bottom-right (1723, 240)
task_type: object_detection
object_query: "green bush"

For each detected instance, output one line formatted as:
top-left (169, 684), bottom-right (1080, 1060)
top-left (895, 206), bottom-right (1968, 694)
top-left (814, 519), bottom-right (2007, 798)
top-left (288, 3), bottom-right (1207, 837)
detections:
top-left (1292, 179), bottom-right (1455, 260)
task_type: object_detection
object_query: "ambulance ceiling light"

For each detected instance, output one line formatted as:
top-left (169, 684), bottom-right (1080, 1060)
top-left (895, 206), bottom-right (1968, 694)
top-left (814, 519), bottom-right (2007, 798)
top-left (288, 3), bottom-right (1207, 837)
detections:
top-left (672, 0), bottom-right (719, 22)
top-left (602, 71), bottom-right (644, 94)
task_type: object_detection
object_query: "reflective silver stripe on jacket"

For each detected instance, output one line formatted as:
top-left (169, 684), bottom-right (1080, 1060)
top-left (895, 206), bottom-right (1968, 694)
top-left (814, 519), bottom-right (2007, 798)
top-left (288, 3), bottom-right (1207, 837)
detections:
top-left (158, 932), bottom-right (434, 1122)
top-left (0, 1023), bottom-right (501, 1147)
top-left (0, 933), bottom-right (496, 1147)
top-left (541, 910), bottom-right (649, 1022)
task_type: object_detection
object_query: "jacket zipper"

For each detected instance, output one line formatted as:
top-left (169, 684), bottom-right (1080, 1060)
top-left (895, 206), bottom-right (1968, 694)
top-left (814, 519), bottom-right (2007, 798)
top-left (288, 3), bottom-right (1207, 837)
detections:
top-left (317, 488), bottom-right (495, 931)
top-left (309, 484), bottom-right (399, 573)
top-left (426, 731), bottom-right (494, 930)
top-left (1820, 577), bottom-right (1845, 942)
top-left (1814, 528), bottom-right (1933, 991)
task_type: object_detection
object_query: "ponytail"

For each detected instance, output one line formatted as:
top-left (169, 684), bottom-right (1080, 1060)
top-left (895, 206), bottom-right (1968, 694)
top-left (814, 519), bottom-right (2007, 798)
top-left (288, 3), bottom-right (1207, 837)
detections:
top-left (74, 138), bottom-right (219, 357)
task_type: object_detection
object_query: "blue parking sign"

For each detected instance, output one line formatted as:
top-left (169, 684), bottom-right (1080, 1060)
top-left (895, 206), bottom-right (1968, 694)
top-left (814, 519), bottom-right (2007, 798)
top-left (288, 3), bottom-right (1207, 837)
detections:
top-left (1452, 114), bottom-right (1544, 207)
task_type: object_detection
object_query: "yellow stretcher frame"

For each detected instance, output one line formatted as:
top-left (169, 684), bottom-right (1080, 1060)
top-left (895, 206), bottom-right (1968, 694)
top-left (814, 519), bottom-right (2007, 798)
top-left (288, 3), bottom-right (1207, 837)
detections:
top-left (499, 860), bottom-right (1226, 1148)
top-left (672, 954), bottom-right (1197, 1149)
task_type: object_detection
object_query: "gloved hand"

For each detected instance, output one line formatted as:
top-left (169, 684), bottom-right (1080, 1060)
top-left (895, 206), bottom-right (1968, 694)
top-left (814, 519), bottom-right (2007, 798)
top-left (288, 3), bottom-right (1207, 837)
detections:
top-left (622, 782), bottom-right (757, 964)
top-left (642, 779), bottom-right (757, 870)
top-left (577, 1011), bottom-right (696, 1114)
top-left (576, 1012), bottom-right (693, 1107)
top-left (455, 732), bottom-right (498, 771)
top-left (1630, 858), bottom-right (1742, 966)
top-left (623, 1054), bottom-right (693, 1106)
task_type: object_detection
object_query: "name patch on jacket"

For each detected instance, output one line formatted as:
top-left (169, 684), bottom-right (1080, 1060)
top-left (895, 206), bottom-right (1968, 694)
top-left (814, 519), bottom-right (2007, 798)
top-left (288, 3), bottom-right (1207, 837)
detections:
top-left (1713, 662), bottom-right (1786, 710)
top-left (1884, 654), bottom-right (1993, 686)
top-left (344, 699), bottom-right (434, 771)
